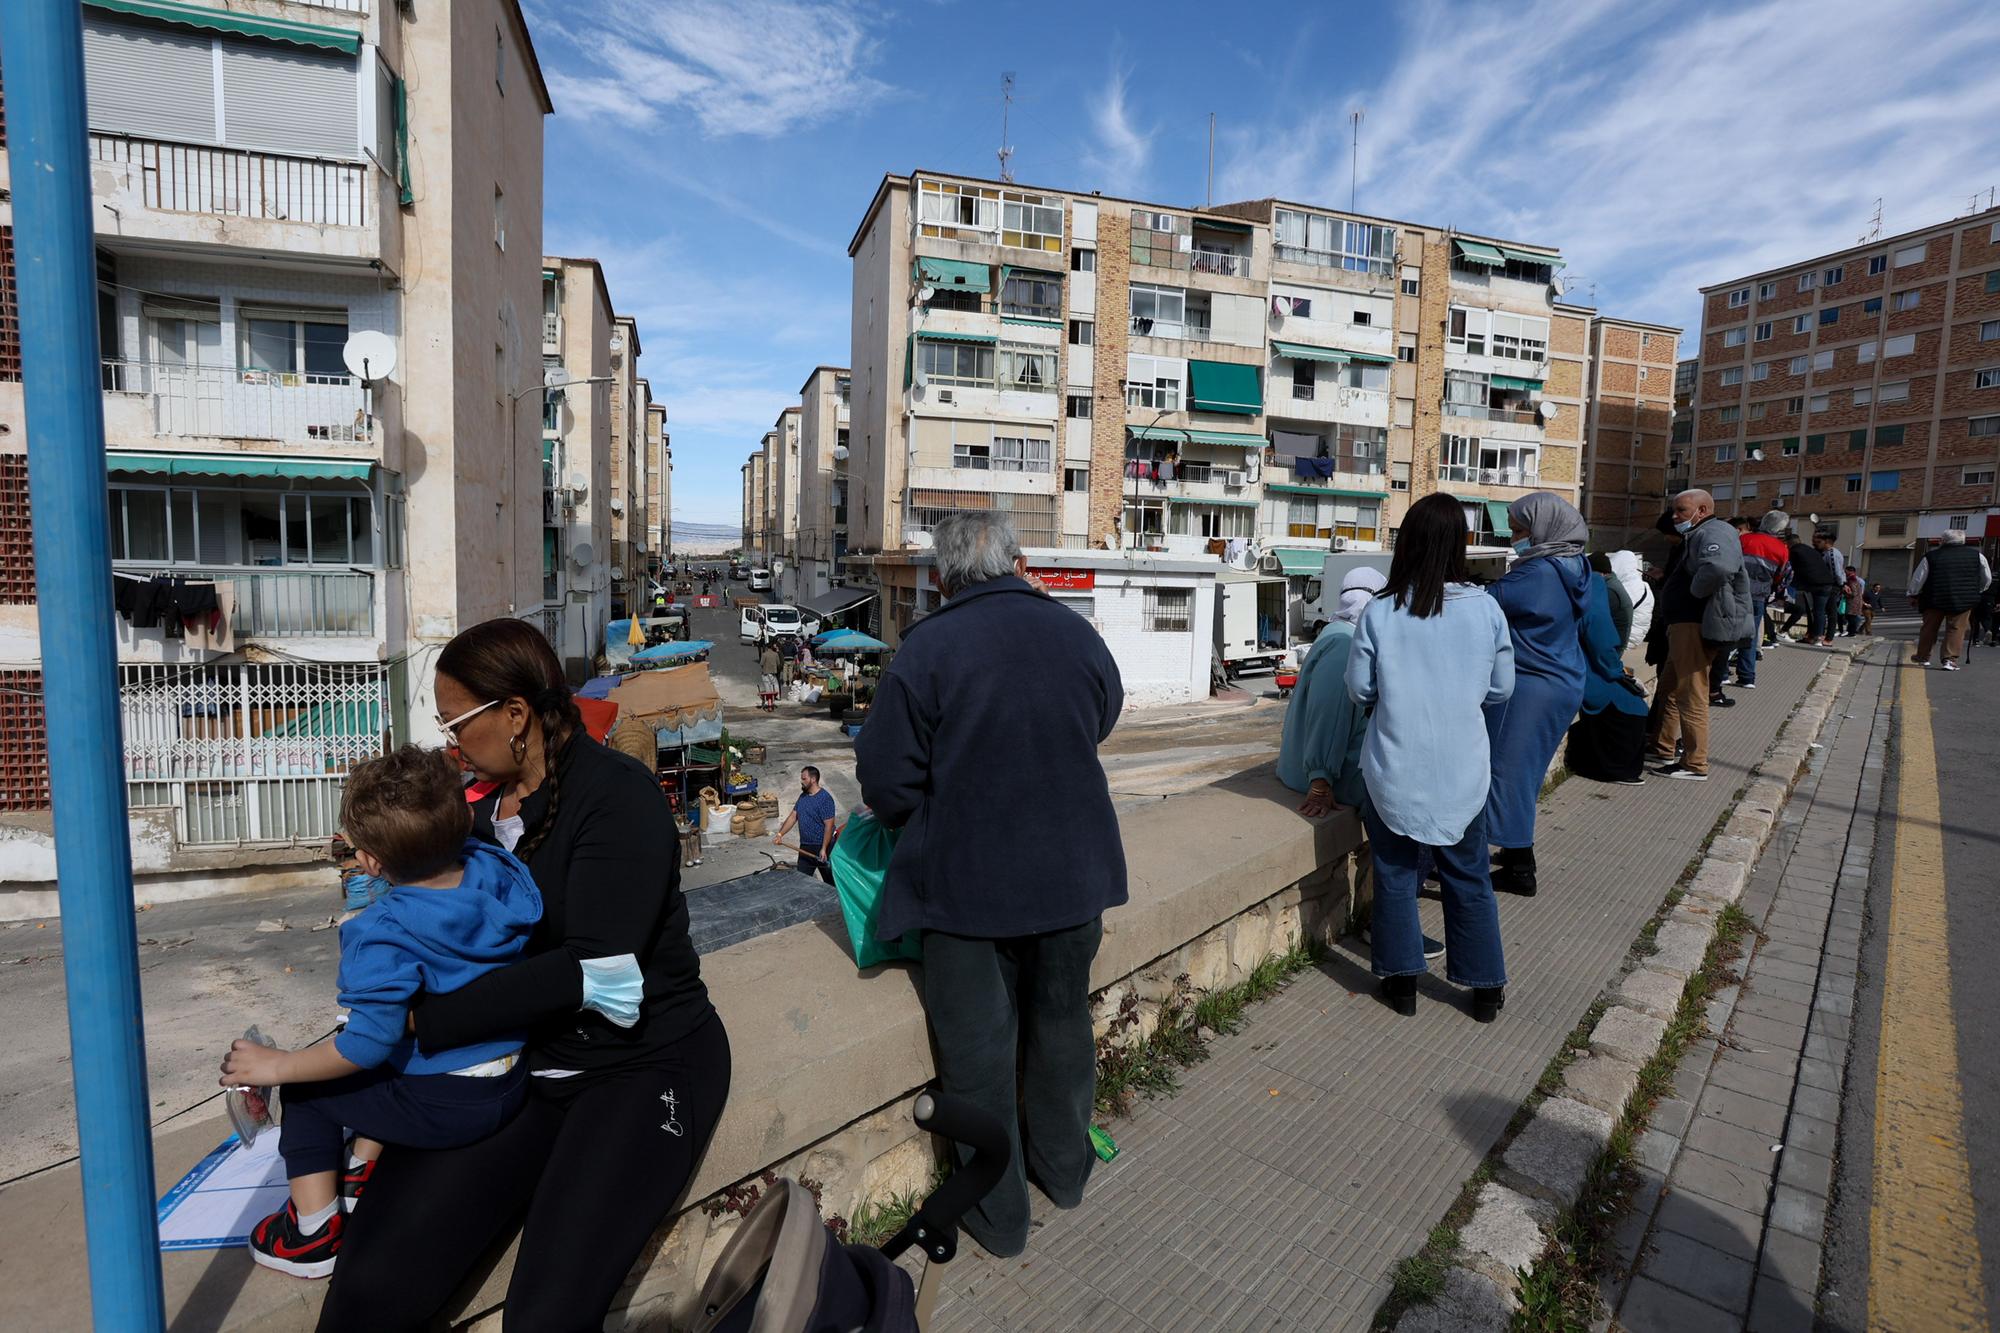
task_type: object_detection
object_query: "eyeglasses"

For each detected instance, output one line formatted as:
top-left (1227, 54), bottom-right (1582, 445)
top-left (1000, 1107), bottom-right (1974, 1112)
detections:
top-left (435, 698), bottom-right (501, 745)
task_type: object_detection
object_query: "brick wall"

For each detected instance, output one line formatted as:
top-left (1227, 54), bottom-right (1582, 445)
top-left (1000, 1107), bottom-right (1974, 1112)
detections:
top-left (0, 225), bottom-right (17, 382)
top-left (1408, 232), bottom-right (1451, 502)
top-left (1885, 282), bottom-right (1945, 335)
top-left (1601, 326), bottom-right (1640, 361)
top-left (1947, 319), bottom-right (2000, 363)
top-left (1600, 361), bottom-right (1638, 394)
top-left (1950, 269), bottom-right (2000, 324)
top-left (0, 670), bottom-right (49, 811)
top-left (1545, 358), bottom-right (1585, 397)
top-left (1088, 210), bottom-right (1133, 545)
top-left (0, 454), bottom-right (30, 603)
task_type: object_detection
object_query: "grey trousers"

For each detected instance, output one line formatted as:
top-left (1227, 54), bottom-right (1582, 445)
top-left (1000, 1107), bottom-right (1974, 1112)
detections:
top-left (918, 916), bottom-right (1104, 1258)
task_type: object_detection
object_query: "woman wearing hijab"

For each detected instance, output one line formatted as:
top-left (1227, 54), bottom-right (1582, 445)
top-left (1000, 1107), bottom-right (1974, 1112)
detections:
top-left (1278, 567), bottom-right (1387, 818)
top-left (1483, 493), bottom-right (1592, 897)
top-left (1564, 562), bottom-right (1651, 785)
top-left (1347, 495), bottom-right (1514, 1021)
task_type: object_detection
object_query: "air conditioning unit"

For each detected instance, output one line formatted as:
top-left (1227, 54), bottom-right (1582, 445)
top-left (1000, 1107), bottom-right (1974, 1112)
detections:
top-left (557, 488), bottom-right (580, 510)
top-left (1332, 536), bottom-right (1349, 552)
top-left (612, 565), bottom-right (625, 579)
top-left (936, 389), bottom-right (955, 404)
top-left (1224, 470), bottom-right (1246, 488)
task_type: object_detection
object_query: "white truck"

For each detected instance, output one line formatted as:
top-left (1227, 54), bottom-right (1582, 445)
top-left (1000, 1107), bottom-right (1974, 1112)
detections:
top-left (1295, 546), bottom-right (1515, 636)
top-left (1213, 574), bottom-right (1290, 679)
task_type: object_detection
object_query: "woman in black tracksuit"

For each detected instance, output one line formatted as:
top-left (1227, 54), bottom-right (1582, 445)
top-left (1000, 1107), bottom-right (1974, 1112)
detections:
top-left (320, 618), bottom-right (730, 1331)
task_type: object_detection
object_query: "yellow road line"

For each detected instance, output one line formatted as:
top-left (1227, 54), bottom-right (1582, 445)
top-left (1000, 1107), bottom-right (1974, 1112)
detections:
top-left (1871, 665), bottom-right (1987, 1330)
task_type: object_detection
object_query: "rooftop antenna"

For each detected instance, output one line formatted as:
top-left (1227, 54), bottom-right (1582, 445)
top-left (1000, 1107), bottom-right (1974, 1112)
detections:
top-left (998, 72), bottom-right (1016, 183)
top-left (1861, 196), bottom-right (1882, 243)
top-left (1348, 107), bottom-right (1366, 213)
top-left (1206, 112), bottom-right (1215, 209)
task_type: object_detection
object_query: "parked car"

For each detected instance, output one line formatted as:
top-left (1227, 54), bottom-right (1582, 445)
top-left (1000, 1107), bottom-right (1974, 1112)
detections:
top-left (730, 565), bottom-right (749, 582)
top-left (740, 603), bottom-right (806, 646)
top-left (748, 567), bottom-right (773, 591)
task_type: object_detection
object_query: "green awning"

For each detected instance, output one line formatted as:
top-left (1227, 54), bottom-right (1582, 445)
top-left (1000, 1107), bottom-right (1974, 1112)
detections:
top-left (1127, 426), bottom-right (1267, 448)
top-left (1188, 360), bottom-right (1262, 416)
top-left (1271, 340), bottom-right (1348, 364)
top-left (1193, 217), bottom-right (1254, 233)
top-left (1484, 500), bottom-right (1514, 538)
top-left (1263, 482), bottom-right (1388, 500)
top-left (1489, 374), bottom-right (1543, 391)
top-left (1266, 548), bottom-right (1329, 576)
top-left (1497, 245), bottom-right (1559, 267)
top-left (915, 256), bottom-right (990, 293)
top-left (1343, 350), bottom-right (1396, 365)
top-left (1000, 316), bottom-right (1060, 328)
top-left (914, 330), bottom-right (995, 345)
top-left (84, 0), bottom-right (361, 53)
top-left (107, 452), bottom-right (372, 482)
top-left (1454, 239), bottom-right (1506, 266)
top-left (264, 699), bottom-right (382, 740)
top-left (1166, 496), bottom-right (1258, 508)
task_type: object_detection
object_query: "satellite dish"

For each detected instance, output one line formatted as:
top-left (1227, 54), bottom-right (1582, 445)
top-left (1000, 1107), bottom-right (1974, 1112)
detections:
top-left (544, 365), bottom-right (575, 390)
top-left (1551, 274), bottom-right (1567, 297)
top-left (833, 444), bottom-right (849, 461)
top-left (1537, 400), bottom-right (1559, 421)
top-left (568, 471), bottom-right (588, 494)
top-left (1749, 448), bottom-right (1765, 462)
top-left (1808, 512), bottom-right (1820, 525)
top-left (609, 333), bottom-right (625, 353)
top-left (341, 330), bottom-right (397, 383)
top-left (569, 541), bottom-right (596, 569)
top-left (918, 285), bottom-right (937, 304)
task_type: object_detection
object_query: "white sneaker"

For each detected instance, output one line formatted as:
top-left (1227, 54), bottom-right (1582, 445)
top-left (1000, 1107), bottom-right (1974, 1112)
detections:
top-left (1942, 661), bottom-right (1960, 671)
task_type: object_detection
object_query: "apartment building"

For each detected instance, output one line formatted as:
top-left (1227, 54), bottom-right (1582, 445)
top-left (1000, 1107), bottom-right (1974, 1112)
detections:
top-left (605, 315), bottom-right (642, 612)
top-left (1689, 205), bottom-right (2000, 582)
top-left (766, 405), bottom-right (803, 597)
top-left (1579, 316), bottom-right (1680, 547)
top-left (743, 450), bottom-right (768, 561)
top-left (0, 0), bottom-right (551, 885)
top-left (793, 366), bottom-right (852, 604)
top-left (647, 399), bottom-right (669, 568)
top-left (843, 169), bottom-right (1625, 653)
top-left (541, 257), bottom-right (616, 669)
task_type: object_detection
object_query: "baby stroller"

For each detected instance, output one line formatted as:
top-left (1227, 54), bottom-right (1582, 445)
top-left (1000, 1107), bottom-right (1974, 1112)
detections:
top-left (691, 1091), bottom-right (1009, 1332)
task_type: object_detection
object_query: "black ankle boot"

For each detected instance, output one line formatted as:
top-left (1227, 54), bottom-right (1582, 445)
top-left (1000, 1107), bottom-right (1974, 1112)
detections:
top-left (1472, 987), bottom-right (1505, 1023)
top-left (1380, 975), bottom-right (1416, 1017)
top-left (1492, 847), bottom-right (1538, 897)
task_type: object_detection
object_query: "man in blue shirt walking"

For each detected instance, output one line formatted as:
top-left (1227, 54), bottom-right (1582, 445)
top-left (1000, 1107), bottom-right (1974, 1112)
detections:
top-left (776, 765), bottom-right (837, 883)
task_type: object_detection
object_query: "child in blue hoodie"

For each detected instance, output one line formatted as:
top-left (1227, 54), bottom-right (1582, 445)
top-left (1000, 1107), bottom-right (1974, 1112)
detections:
top-left (218, 745), bottom-right (542, 1278)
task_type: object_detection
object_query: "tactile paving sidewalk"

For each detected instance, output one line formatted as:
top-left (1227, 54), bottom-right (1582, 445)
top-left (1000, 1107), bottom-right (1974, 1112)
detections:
top-left (929, 645), bottom-right (1838, 1333)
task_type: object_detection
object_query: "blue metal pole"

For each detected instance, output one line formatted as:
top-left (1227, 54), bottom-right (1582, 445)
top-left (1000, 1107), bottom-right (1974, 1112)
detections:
top-left (0, 2), bottom-right (167, 1326)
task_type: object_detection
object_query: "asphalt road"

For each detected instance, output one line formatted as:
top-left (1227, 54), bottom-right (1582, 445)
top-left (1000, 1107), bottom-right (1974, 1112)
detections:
top-left (1821, 616), bottom-right (2000, 1328)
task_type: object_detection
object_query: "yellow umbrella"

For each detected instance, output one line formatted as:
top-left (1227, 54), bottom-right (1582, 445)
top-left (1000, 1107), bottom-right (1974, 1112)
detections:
top-left (627, 616), bottom-right (645, 647)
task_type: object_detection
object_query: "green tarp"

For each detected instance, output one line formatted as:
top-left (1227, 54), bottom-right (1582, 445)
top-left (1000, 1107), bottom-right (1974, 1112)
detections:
top-left (1485, 500), bottom-right (1513, 538)
top-left (1271, 341), bottom-right (1348, 364)
top-left (914, 256), bottom-right (990, 293)
top-left (264, 699), bottom-right (382, 739)
top-left (85, 0), bottom-right (361, 53)
top-left (107, 452), bottom-right (372, 482)
top-left (1266, 548), bottom-right (1328, 576)
top-left (1454, 239), bottom-right (1506, 266)
top-left (1188, 360), bottom-right (1262, 416)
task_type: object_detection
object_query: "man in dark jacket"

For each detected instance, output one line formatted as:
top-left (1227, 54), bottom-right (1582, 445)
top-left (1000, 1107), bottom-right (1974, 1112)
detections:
top-left (856, 511), bottom-right (1125, 1258)
top-left (1783, 528), bottom-right (1840, 645)
top-left (1909, 530), bottom-right (1994, 669)
top-left (1648, 490), bottom-right (1751, 781)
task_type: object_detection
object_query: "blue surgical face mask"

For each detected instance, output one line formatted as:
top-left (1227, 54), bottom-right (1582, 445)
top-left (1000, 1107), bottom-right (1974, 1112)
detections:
top-left (1674, 519), bottom-right (1695, 535)
top-left (1512, 539), bottom-right (1532, 555)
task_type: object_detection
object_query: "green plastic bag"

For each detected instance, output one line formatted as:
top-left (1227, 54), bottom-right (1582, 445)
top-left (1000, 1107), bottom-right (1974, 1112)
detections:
top-left (828, 811), bottom-right (922, 969)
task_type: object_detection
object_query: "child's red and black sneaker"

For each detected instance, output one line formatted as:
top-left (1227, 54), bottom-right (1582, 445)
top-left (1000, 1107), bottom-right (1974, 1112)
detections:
top-left (340, 1157), bottom-right (376, 1213)
top-left (248, 1199), bottom-right (343, 1279)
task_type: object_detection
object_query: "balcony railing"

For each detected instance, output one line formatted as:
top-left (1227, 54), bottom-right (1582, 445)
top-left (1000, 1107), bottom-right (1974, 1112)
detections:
top-left (115, 565), bottom-right (376, 638)
top-left (1438, 464), bottom-right (1542, 487)
top-left (1444, 402), bottom-right (1544, 426)
top-left (1128, 317), bottom-right (1213, 341)
top-left (90, 133), bottom-right (367, 228)
top-left (1274, 245), bottom-right (1393, 276)
top-left (104, 360), bottom-right (373, 444)
top-left (1190, 250), bottom-right (1250, 278)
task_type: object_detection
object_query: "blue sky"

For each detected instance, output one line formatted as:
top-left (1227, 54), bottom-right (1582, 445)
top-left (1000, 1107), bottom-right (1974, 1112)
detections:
top-left (523, 0), bottom-right (2000, 529)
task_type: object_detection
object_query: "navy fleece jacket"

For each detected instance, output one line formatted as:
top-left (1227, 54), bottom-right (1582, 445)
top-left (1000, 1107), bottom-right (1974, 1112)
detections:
top-left (333, 839), bottom-right (542, 1073)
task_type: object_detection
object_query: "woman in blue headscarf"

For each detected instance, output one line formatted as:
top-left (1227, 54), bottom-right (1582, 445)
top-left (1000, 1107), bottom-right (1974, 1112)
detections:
top-left (1277, 566), bottom-right (1387, 817)
top-left (1484, 493), bottom-right (1592, 897)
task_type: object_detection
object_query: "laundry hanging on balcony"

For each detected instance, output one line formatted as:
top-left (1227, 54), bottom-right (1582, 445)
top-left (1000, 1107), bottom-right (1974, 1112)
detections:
top-left (113, 571), bottom-right (227, 643)
top-left (1291, 456), bottom-right (1337, 480)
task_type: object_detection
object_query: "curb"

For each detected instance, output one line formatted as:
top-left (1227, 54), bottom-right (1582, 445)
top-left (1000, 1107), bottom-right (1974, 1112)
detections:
top-left (1395, 646), bottom-right (1860, 1330)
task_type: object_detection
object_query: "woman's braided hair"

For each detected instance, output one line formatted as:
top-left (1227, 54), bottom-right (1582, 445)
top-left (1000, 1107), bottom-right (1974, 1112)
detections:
top-left (436, 618), bottom-right (581, 862)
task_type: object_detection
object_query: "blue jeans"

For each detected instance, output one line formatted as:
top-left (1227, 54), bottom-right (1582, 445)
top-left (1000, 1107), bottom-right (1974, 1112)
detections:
top-left (1736, 595), bottom-right (1767, 683)
top-left (1363, 805), bottom-right (1506, 989)
top-left (1806, 587), bottom-right (1835, 641)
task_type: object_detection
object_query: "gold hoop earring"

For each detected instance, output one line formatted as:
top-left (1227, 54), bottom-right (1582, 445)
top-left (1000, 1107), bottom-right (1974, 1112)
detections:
top-left (510, 733), bottom-right (528, 763)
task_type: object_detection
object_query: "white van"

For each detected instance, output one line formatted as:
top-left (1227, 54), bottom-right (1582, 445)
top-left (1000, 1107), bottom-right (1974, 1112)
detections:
top-left (740, 603), bottom-right (804, 645)
top-left (748, 567), bottom-right (773, 591)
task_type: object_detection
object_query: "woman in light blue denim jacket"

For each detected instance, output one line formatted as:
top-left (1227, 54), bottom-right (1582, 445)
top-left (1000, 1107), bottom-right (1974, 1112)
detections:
top-left (1346, 494), bottom-right (1516, 1021)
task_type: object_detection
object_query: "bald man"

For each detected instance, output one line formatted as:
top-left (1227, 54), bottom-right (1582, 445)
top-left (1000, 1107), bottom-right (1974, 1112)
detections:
top-left (1646, 490), bottom-right (1753, 780)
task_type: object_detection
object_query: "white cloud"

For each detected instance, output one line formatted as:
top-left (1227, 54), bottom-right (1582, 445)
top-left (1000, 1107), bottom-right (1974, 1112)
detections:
top-left (1083, 66), bottom-right (1152, 196)
top-left (530, 0), bottom-right (891, 138)
top-left (1217, 0), bottom-right (2000, 339)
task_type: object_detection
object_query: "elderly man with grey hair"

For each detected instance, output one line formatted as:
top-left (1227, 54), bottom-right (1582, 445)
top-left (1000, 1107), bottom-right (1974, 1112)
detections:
top-left (1909, 527), bottom-right (1994, 669)
top-left (856, 511), bottom-right (1126, 1258)
top-left (1647, 489), bottom-right (1753, 780)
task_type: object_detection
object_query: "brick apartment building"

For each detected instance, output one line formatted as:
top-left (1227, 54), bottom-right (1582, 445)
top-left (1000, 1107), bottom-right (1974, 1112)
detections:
top-left (1689, 206), bottom-right (2000, 582)
top-left (1581, 316), bottom-right (1680, 546)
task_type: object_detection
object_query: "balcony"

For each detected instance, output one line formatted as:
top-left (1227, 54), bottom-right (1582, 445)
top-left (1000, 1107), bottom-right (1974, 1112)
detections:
top-left (114, 565), bottom-right (376, 638)
top-left (90, 132), bottom-right (368, 228)
top-left (1190, 249), bottom-right (1251, 278)
top-left (1438, 464), bottom-right (1542, 488)
top-left (103, 361), bottom-right (374, 445)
